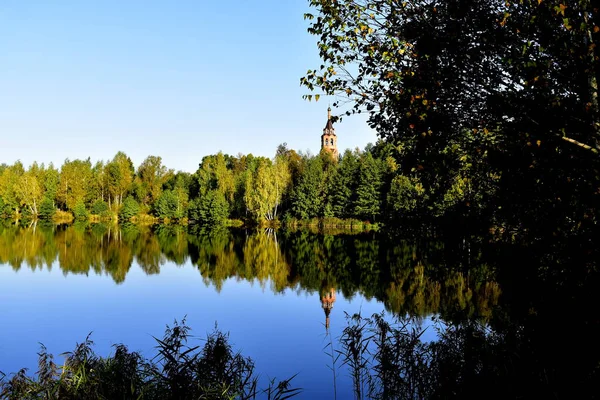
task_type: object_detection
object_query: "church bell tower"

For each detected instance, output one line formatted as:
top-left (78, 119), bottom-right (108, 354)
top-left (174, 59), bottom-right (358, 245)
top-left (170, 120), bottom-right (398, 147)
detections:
top-left (321, 107), bottom-right (339, 158)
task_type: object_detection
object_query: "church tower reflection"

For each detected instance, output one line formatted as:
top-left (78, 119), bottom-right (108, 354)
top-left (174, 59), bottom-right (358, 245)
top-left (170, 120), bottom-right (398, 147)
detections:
top-left (320, 287), bottom-right (337, 331)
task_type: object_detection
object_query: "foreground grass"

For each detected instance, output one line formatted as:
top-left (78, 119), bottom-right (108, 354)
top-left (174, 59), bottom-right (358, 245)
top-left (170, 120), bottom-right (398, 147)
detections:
top-left (0, 319), bottom-right (300, 400)
top-left (3, 312), bottom-right (592, 399)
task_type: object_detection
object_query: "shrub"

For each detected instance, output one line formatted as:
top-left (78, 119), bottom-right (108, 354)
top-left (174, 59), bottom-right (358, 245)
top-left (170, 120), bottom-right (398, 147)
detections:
top-left (119, 197), bottom-right (140, 222)
top-left (53, 210), bottom-right (74, 222)
top-left (91, 199), bottom-right (109, 216)
top-left (154, 190), bottom-right (182, 219)
top-left (188, 190), bottom-right (229, 226)
top-left (73, 201), bottom-right (89, 221)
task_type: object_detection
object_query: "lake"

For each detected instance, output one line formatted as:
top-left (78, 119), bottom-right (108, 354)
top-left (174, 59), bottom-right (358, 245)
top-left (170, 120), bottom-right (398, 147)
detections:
top-left (0, 222), bottom-right (598, 398)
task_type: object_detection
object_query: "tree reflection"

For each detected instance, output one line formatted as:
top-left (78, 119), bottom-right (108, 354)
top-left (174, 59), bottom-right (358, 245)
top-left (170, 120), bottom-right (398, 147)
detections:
top-left (0, 223), bottom-right (501, 320)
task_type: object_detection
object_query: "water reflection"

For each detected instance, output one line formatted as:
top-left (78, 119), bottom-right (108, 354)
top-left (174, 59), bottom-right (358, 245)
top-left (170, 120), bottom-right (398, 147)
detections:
top-left (320, 287), bottom-right (336, 331)
top-left (0, 222), bottom-right (500, 320)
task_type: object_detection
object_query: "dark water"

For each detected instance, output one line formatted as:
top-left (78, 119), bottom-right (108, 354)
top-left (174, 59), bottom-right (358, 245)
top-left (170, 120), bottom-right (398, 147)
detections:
top-left (0, 222), bottom-right (598, 398)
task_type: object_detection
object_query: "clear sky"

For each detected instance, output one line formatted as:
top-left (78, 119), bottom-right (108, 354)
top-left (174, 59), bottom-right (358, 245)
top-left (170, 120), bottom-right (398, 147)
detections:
top-left (0, 0), bottom-right (377, 173)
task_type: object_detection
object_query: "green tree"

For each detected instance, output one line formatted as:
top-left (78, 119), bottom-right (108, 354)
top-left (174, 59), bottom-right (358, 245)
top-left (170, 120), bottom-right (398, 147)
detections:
top-left (15, 168), bottom-right (44, 217)
top-left (136, 155), bottom-right (170, 207)
top-left (43, 163), bottom-right (60, 207)
top-left (353, 152), bottom-right (383, 221)
top-left (0, 161), bottom-right (24, 215)
top-left (91, 199), bottom-right (110, 217)
top-left (163, 172), bottom-right (190, 218)
top-left (188, 190), bottom-right (229, 226)
top-left (387, 175), bottom-right (427, 215)
top-left (154, 190), bottom-right (183, 219)
top-left (107, 152), bottom-right (134, 208)
top-left (73, 201), bottom-right (89, 221)
top-left (119, 196), bottom-right (140, 221)
top-left (38, 197), bottom-right (55, 221)
top-left (57, 159), bottom-right (92, 211)
top-left (194, 152), bottom-right (235, 201)
top-left (243, 156), bottom-right (291, 222)
top-left (328, 149), bottom-right (358, 218)
top-left (291, 156), bottom-right (324, 219)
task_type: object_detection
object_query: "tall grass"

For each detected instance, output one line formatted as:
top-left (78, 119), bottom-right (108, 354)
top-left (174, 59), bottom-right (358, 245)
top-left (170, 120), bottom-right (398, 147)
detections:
top-left (0, 319), bottom-right (300, 400)
top-left (330, 312), bottom-right (537, 400)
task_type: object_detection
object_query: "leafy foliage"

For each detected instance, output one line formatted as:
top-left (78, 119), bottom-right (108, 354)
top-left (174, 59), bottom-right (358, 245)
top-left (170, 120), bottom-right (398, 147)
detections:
top-left (119, 196), bottom-right (140, 221)
top-left (154, 190), bottom-right (183, 219)
top-left (188, 190), bottom-right (229, 226)
top-left (302, 0), bottom-right (600, 233)
top-left (73, 201), bottom-right (89, 221)
top-left (91, 199), bottom-right (110, 217)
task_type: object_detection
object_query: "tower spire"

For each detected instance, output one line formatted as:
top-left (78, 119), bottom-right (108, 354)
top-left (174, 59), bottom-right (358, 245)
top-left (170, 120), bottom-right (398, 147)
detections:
top-left (321, 107), bottom-right (338, 158)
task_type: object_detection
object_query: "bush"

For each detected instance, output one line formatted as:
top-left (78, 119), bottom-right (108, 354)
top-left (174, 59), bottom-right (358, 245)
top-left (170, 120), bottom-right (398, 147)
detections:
top-left (154, 190), bottom-right (182, 219)
top-left (73, 201), bottom-right (89, 221)
top-left (119, 197), bottom-right (140, 222)
top-left (188, 190), bottom-right (229, 226)
top-left (53, 210), bottom-right (74, 222)
top-left (91, 199), bottom-right (109, 216)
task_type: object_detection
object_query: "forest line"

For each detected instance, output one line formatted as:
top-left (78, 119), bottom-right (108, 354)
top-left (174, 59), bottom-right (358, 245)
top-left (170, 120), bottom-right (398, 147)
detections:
top-left (0, 143), bottom-right (410, 228)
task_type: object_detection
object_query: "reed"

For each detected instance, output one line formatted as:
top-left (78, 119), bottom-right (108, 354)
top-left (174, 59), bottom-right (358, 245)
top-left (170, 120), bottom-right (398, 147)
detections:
top-left (0, 319), bottom-right (300, 400)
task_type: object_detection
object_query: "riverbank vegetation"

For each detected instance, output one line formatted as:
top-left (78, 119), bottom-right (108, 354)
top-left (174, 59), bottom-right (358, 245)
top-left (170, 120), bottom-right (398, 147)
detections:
top-left (0, 144), bottom-right (398, 231)
top-left (0, 319), bottom-right (300, 400)
top-left (2, 307), bottom-right (596, 399)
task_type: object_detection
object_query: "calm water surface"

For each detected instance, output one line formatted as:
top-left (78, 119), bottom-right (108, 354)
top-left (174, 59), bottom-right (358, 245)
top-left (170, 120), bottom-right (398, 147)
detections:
top-left (0, 222), bottom-right (513, 397)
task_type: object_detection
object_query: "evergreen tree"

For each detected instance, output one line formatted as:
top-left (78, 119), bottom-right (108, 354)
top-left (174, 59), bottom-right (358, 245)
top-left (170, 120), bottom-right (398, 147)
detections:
top-left (291, 156), bottom-right (324, 219)
top-left (73, 201), bottom-right (89, 221)
top-left (353, 152), bottom-right (382, 221)
top-left (328, 149), bottom-right (358, 218)
top-left (38, 197), bottom-right (55, 221)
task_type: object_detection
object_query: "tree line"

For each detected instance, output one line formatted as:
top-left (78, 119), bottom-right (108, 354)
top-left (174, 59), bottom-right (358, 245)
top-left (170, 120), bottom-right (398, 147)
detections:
top-left (1, 141), bottom-right (466, 226)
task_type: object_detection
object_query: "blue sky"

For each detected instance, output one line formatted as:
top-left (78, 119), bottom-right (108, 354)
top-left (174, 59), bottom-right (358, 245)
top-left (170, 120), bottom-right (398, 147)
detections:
top-left (0, 0), bottom-right (377, 173)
